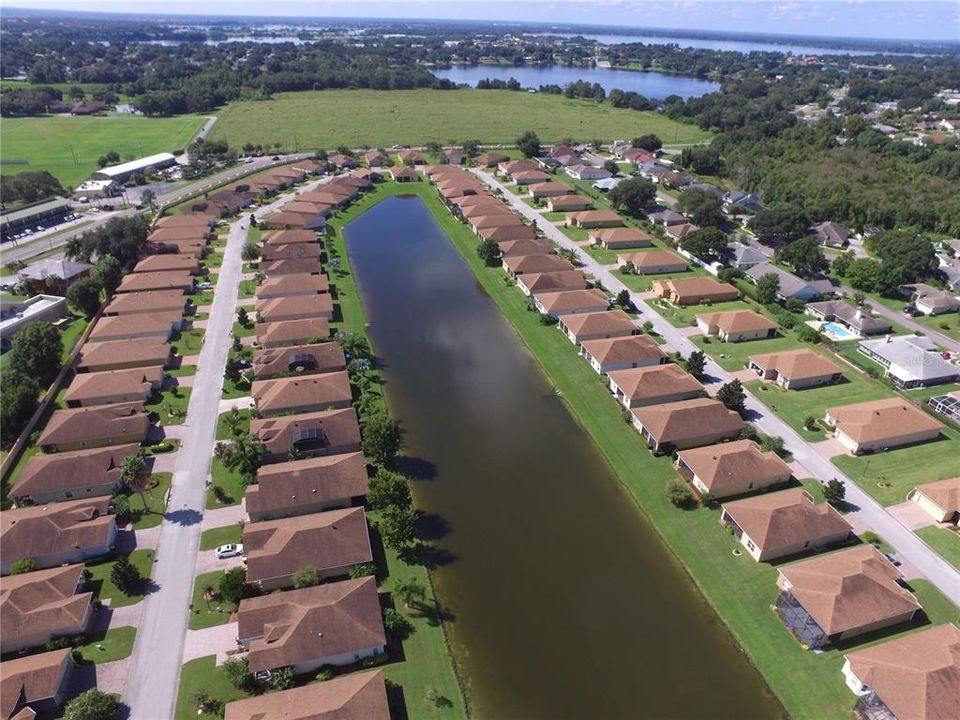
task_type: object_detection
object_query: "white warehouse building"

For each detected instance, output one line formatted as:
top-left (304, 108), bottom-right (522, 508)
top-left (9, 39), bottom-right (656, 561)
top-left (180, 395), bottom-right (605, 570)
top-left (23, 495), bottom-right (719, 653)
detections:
top-left (90, 152), bottom-right (177, 182)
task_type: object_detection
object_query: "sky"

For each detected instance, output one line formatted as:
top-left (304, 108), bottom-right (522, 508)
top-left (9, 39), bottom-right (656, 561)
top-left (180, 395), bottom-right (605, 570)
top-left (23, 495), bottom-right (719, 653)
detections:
top-left (6, 1), bottom-right (960, 42)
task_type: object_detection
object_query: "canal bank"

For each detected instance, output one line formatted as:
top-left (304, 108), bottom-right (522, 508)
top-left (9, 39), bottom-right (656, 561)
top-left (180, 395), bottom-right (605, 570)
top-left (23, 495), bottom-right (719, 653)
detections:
top-left (343, 191), bottom-right (783, 719)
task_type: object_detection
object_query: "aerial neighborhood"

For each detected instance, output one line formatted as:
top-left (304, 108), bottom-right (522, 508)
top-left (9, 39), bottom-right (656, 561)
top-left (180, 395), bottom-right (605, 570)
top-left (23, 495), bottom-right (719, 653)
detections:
top-left (1, 8), bottom-right (959, 720)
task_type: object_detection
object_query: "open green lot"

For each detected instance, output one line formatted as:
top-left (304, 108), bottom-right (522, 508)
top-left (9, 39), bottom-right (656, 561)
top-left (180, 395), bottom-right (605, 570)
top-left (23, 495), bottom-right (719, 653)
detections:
top-left (0, 114), bottom-right (204, 187)
top-left (692, 331), bottom-right (805, 372)
top-left (206, 457), bottom-right (247, 508)
top-left (915, 526), bottom-right (960, 570)
top-left (146, 386), bottom-right (191, 426)
top-left (188, 570), bottom-right (234, 630)
top-left (74, 626), bottom-right (137, 664)
top-left (85, 549), bottom-right (155, 608)
top-left (199, 524), bottom-right (242, 551)
top-left (651, 297), bottom-right (754, 328)
top-left (831, 427), bottom-right (960, 505)
top-left (210, 89), bottom-right (711, 149)
top-left (128, 472), bottom-right (172, 530)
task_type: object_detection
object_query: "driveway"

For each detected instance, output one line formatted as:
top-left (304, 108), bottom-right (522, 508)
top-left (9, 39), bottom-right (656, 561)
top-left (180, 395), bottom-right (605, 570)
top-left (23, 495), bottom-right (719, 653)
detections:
top-left (194, 550), bottom-right (244, 575)
top-left (887, 501), bottom-right (937, 530)
top-left (474, 167), bottom-right (960, 605)
top-left (218, 397), bottom-right (253, 413)
top-left (201, 504), bottom-right (247, 531)
top-left (182, 622), bottom-right (240, 665)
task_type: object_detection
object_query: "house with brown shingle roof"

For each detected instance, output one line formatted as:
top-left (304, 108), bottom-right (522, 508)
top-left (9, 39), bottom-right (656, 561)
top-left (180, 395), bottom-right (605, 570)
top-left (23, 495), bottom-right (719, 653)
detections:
top-left (630, 398), bottom-right (744, 453)
top-left (260, 211), bottom-right (327, 231)
top-left (247, 452), bottom-right (367, 522)
top-left (260, 243), bottom-right (322, 262)
top-left (676, 439), bottom-right (791, 499)
top-left (252, 343), bottom-right (345, 381)
top-left (498, 238), bottom-right (554, 258)
top-left (64, 366), bottom-right (163, 408)
top-left (147, 226), bottom-right (212, 243)
top-left (396, 149), bottom-right (423, 166)
top-left (0, 649), bottom-right (74, 720)
top-left (478, 224), bottom-right (539, 243)
top-left (652, 277), bottom-right (739, 306)
top-left (37, 402), bottom-right (149, 453)
top-left (513, 170), bottom-right (551, 186)
top-left (559, 309), bottom-right (638, 346)
top-left (0, 498), bottom-right (116, 574)
top-left (257, 273), bottom-right (330, 299)
top-left (469, 214), bottom-right (525, 233)
top-left (243, 507), bottom-right (372, 591)
top-left (146, 236), bottom-right (206, 257)
top-left (547, 195), bottom-right (593, 212)
top-left (749, 349), bottom-right (843, 390)
top-left (473, 152), bottom-right (508, 168)
top-left (502, 254), bottom-right (573, 278)
top-left (11, 444), bottom-right (139, 506)
top-left (459, 201), bottom-right (513, 219)
top-left (155, 214), bottom-right (214, 229)
top-left (719, 488), bottom-right (852, 562)
top-left (0, 566), bottom-right (92, 653)
top-left (450, 192), bottom-right (495, 208)
top-left (618, 250), bottom-right (688, 275)
top-left (102, 289), bottom-right (188, 317)
top-left (132, 254), bottom-right (200, 274)
top-left (326, 153), bottom-right (356, 169)
top-left (116, 270), bottom-right (195, 294)
top-left (907, 477), bottom-right (960, 524)
top-left (516, 270), bottom-right (588, 297)
top-left (88, 311), bottom-right (182, 343)
top-left (262, 229), bottom-right (319, 246)
top-left (696, 310), bottom-right (777, 342)
top-left (529, 182), bottom-right (573, 199)
top-left (440, 149), bottom-right (462, 165)
top-left (75, 338), bottom-right (171, 373)
top-left (499, 159), bottom-right (539, 175)
top-left (534, 289), bottom-right (609, 318)
top-left (612, 364), bottom-right (703, 409)
top-left (255, 319), bottom-right (331, 349)
top-left (251, 408), bottom-right (361, 463)
top-left (776, 545), bottom-right (921, 648)
top-left (252, 371), bottom-right (353, 417)
top-left (224, 670), bottom-right (390, 720)
top-left (566, 210), bottom-right (623, 229)
top-left (591, 228), bottom-right (653, 250)
top-left (389, 166), bottom-right (418, 182)
top-left (256, 295), bottom-right (334, 323)
top-left (580, 335), bottom-right (665, 374)
top-left (237, 576), bottom-right (385, 674)
top-left (260, 257), bottom-right (324, 277)
top-left (841, 623), bottom-right (960, 720)
top-left (364, 150), bottom-right (389, 167)
top-left (825, 397), bottom-right (944, 454)
top-left (665, 222), bottom-right (700, 241)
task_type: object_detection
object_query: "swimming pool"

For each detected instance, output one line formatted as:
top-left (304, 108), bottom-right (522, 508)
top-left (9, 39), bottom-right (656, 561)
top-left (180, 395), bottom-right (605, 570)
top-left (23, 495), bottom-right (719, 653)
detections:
top-left (822, 321), bottom-right (858, 339)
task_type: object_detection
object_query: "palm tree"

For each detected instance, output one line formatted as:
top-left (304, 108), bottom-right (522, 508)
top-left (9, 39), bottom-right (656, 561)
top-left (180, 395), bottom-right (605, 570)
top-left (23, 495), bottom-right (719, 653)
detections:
top-left (393, 577), bottom-right (426, 610)
top-left (64, 237), bottom-right (87, 262)
top-left (120, 453), bottom-right (150, 516)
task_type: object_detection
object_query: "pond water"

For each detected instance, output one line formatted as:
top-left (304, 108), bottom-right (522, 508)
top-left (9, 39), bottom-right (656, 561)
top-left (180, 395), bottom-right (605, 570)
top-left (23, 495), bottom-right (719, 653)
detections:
top-left (432, 65), bottom-right (720, 99)
top-left (345, 195), bottom-right (784, 719)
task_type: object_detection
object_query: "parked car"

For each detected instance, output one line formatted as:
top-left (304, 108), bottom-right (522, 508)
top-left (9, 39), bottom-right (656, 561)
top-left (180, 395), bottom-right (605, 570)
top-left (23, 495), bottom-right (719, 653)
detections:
top-left (215, 543), bottom-right (244, 560)
top-left (902, 305), bottom-right (921, 317)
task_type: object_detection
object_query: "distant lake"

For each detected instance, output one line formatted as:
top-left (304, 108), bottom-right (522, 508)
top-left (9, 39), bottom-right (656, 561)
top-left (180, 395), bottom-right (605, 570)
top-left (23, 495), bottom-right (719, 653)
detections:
top-left (432, 65), bottom-right (720, 99)
top-left (546, 32), bottom-right (927, 56)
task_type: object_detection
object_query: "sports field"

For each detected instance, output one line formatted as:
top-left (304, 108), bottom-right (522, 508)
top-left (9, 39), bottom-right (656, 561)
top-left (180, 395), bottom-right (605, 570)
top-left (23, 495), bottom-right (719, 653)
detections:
top-left (210, 88), bottom-right (711, 149)
top-left (1, 114), bottom-right (205, 187)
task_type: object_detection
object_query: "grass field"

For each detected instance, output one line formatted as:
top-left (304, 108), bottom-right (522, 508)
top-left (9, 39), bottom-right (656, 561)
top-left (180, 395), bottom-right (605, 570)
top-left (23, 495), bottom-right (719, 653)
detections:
top-left (74, 626), bottom-right (137, 664)
top-left (1, 115), bottom-right (204, 187)
top-left (210, 89), bottom-right (711, 149)
top-left (199, 524), bottom-right (242, 551)
top-left (916, 526), bottom-right (960, 570)
top-left (85, 549), bottom-right (155, 608)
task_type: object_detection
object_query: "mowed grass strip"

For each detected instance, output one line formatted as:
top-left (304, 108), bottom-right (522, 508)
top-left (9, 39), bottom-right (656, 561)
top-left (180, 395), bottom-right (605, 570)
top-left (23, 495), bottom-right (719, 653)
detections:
top-left (915, 526), bottom-right (960, 571)
top-left (1, 114), bottom-right (205, 187)
top-left (210, 89), bottom-right (711, 149)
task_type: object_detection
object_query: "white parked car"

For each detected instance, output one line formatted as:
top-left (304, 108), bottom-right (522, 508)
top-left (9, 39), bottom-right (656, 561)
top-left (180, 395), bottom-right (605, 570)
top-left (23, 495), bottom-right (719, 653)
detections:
top-left (215, 543), bottom-right (244, 560)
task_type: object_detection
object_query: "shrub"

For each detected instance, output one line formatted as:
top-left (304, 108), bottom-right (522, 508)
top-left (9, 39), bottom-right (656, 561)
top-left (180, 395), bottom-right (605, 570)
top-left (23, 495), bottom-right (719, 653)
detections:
top-left (270, 666), bottom-right (295, 691)
top-left (803, 415), bottom-right (818, 431)
top-left (10, 558), bottom-right (37, 575)
top-left (666, 479), bottom-right (697, 509)
top-left (315, 665), bottom-right (336, 682)
top-left (824, 478), bottom-right (846, 508)
top-left (223, 656), bottom-right (257, 692)
top-left (538, 313), bottom-right (558, 326)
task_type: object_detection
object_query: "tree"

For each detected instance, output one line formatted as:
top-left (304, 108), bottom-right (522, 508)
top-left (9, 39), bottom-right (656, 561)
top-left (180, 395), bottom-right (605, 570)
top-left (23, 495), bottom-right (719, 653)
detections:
top-left (63, 690), bottom-right (121, 720)
top-left (335, 331), bottom-right (372, 362)
top-left (666, 479), bottom-right (697, 509)
top-left (608, 178), bottom-right (657, 217)
top-left (93, 255), bottom-right (124, 294)
top-left (615, 289), bottom-right (630, 307)
top-left (293, 565), bottom-right (322, 589)
top-left (141, 189), bottom-right (157, 209)
top-left (7, 322), bottom-right (63, 386)
top-left (270, 666), bottom-right (296, 691)
top-left (66, 276), bottom-right (103, 319)
top-left (775, 237), bottom-right (828, 278)
top-left (362, 411), bottom-right (402, 466)
top-left (0, 170), bottom-right (66, 205)
top-left (10, 558), bottom-right (37, 574)
top-left (394, 577), bottom-right (426, 608)
top-left (680, 227), bottom-right (728, 263)
top-left (515, 130), bottom-right (542, 158)
top-left (0, 371), bottom-right (40, 447)
top-left (383, 607), bottom-right (413, 638)
top-left (461, 139), bottom-right (481, 158)
top-left (424, 141), bottom-right (442, 155)
top-left (477, 238), bottom-right (501, 267)
top-left (865, 230), bottom-right (937, 284)
top-left (237, 307), bottom-right (250, 327)
top-left (756, 273), bottom-right (781, 305)
top-left (349, 562), bottom-right (377, 580)
top-left (223, 656), bottom-right (256, 692)
top-left (832, 250), bottom-right (855, 277)
top-left (677, 190), bottom-right (725, 227)
top-left (241, 243), bottom-right (260, 261)
top-left (824, 479), bottom-right (846, 508)
top-left (368, 468), bottom-right (412, 510)
top-left (632, 134), bottom-right (662, 152)
top-left (684, 350), bottom-right (706, 380)
top-left (110, 556), bottom-right (143, 595)
top-left (716, 380), bottom-right (746, 414)
top-left (603, 158), bottom-right (620, 174)
top-left (219, 567), bottom-right (247, 605)
top-left (679, 145), bottom-right (723, 175)
top-left (378, 504), bottom-right (418, 552)
top-left (749, 208), bottom-right (807, 246)
top-left (218, 433), bottom-right (266, 482)
top-left (223, 407), bottom-right (245, 436)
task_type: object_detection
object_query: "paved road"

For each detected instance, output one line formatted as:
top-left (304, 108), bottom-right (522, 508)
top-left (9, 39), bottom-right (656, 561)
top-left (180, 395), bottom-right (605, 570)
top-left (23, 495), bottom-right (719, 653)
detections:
top-left (475, 169), bottom-right (960, 605)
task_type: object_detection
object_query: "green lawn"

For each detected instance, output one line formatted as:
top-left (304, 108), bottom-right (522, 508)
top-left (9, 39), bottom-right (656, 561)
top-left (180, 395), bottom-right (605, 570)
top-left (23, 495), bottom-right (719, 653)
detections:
top-left (559, 225), bottom-right (589, 243)
top-left (216, 407), bottom-right (251, 440)
top-left (581, 244), bottom-right (620, 265)
top-left (170, 327), bottom-right (206, 357)
top-left (913, 312), bottom-right (960, 343)
top-left (0, 114), bottom-right (204, 187)
top-left (210, 89), bottom-right (710, 149)
top-left (692, 331), bottom-right (806, 372)
top-left (199, 524), bottom-right (242, 551)
top-left (146, 386), bottom-right (192, 426)
top-left (129, 472), bottom-right (172, 530)
top-left (221, 376), bottom-right (252, 400)
top-left (174, 655), bottom-right (247, 720)
top-left (85, 549), bottom-right (155, 608)
top-left (74, 626), bottom-right (137, 664)
top-left (915, 526), bottom-right (960, 571)
top-left (618, 265), bottom-right (705, 293)
top-left (651, 298), bottom-right (754, 328)
top-left (231, 320), bottom-right (255, 339)
top-left (188, 571), bottom-right (235, 630)
top-left (60, 315), bottom-right (90, 361)
top-left (831, 427), bottom-right (960, 505)
top-left (206, 458), bottom-right (246, 508)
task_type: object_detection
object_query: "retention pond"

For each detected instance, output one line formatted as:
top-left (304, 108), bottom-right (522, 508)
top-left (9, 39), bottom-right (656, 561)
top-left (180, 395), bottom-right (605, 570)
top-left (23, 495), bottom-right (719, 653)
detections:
top-left (345, 195), bottom-right (783, 719)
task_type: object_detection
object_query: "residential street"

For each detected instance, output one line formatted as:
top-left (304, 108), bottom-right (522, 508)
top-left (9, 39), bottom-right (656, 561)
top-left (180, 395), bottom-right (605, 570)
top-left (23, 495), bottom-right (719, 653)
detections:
top-left (475, 168), bottom-right (960, 605)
